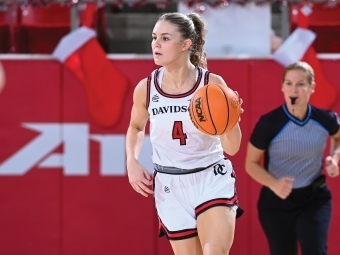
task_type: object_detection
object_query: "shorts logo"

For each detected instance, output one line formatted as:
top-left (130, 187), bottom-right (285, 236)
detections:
top-left (213, 164), bottom-right (227, 176)
top-left (164, 186), bottom-right (170, 193)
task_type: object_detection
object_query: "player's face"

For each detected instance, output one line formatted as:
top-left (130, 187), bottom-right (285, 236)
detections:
top-left (151, 20), bottom-right (188, 66)
top-left (281, 69), bottom-right (315, 106)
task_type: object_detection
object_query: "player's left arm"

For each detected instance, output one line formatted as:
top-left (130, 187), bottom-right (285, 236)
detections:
top-left (208, 73), bottom-right (242, 155)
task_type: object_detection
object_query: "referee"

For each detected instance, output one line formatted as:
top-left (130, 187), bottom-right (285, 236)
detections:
top-left (245, 61), bottom-right (340, 255)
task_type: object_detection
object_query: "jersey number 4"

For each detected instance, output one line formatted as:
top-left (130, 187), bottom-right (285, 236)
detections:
top-left (172, 121), bottom-right (187, 145)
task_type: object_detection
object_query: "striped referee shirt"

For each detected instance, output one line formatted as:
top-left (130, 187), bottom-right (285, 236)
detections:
top-left (250, 104), bottom-right (340, 188)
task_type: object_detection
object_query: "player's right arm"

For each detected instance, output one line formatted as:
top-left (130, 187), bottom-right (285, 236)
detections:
top-left (245, 142), bottom-right (294, 199)
top-left (126, 78), bottom-right (153, 197)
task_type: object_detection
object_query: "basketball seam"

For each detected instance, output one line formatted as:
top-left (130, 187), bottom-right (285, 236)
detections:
top-left (206, 85), bottom-right (217, 135)
top-left (217, 86), bottom-right (230, 134)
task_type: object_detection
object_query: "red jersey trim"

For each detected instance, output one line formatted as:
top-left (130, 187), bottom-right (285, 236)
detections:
top-left (146, 75), bottom-right (152, 109)
top-left (204, 71), bottom-right (210, 85)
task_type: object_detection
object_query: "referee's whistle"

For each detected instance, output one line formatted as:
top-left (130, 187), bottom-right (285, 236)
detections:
top-left (290, 97), bottom-right (297, 105)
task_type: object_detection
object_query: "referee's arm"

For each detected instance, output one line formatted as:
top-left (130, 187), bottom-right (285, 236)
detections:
top-left (245, 142), bottom-right (294, 199)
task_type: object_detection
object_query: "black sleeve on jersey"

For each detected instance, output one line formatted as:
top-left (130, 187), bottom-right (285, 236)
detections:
top-left (250, 106), bottom-right (289, 150)
top-left (311, 106), bottom-right (340, 136)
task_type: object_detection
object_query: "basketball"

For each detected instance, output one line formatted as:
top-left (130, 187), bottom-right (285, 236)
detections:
top-left (189, 83), bottom-right (241, 135)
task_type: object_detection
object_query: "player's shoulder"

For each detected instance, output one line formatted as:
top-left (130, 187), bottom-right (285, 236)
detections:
top-left (133, 77), bottom-right (149, 101)
top-left (208, 73), bottom-right (226, 86)
top-left (135, 77), bottom-right (148, 89)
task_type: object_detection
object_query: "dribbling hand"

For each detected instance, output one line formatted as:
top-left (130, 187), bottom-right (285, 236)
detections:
top-left (234, 91), bottom-right (244, 122)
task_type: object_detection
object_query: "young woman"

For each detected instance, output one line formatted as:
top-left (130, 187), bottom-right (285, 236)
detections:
top-left (126, 12), bottom-right (243, 255)
top-left (245, 61), bottom-right (340, 255)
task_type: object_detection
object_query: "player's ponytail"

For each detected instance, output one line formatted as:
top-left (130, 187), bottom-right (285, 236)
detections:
top-left (186, 13), bottom-right (207, 69)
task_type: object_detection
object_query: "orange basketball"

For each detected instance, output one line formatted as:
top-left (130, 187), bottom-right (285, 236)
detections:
top-left (189, 83), bottom-right (241, 135)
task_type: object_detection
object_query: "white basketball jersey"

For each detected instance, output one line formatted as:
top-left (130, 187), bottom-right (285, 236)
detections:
top-left (147, 66), bottom-right (224, 169)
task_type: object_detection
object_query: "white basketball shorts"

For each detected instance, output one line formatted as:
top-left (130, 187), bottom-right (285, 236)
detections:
top-left (153, 158), bottom-right (242, 240)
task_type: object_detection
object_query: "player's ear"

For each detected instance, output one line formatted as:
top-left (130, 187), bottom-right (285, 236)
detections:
top-left (182, 39), bottom-right (192, 51)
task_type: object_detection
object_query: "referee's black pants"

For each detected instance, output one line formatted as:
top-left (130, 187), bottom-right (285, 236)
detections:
top-left (257, 184), bottom-right (332, 255)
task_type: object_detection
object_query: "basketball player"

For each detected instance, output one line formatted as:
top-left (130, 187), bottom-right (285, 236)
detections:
top-left (245, 61), bottom-right (340, 255)
top-left (0, 61), bottom-right (5, 94)
top-left (126, 12), bottom-right (243, 255)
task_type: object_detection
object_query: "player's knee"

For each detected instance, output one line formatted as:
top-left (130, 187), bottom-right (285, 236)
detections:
top-left (202, 243), bottom-right (230, 255)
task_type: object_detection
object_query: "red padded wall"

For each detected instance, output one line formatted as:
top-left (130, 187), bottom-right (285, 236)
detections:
top-left (0, 56), bottom-right (339, 255)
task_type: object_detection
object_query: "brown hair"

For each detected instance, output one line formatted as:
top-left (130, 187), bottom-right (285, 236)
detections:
top-left (157, 12), bottom-right (207, 69)
top-left (282, 61), bottom-right (315, 85)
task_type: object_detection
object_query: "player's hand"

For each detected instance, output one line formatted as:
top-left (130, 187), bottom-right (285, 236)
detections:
top-left (127, 160), bottom-right (153, 197)
top-left (325, 155), bottom-right (339, 178)
top-left (270, 177), bottom-right (294, 199)
top-left (234, 91), bottom-right (244, 122)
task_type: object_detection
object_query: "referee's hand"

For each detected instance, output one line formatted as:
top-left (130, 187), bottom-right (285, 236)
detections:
top-left (325, 156), bottom-right (339, 178)
top-left (271, 177), bottom-right (294, 199)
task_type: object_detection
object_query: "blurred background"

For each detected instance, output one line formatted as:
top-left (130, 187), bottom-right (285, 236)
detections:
top-left (0, 0), bottom-right (339, 55)
top-left (0, 0), bottom-right (340, 255)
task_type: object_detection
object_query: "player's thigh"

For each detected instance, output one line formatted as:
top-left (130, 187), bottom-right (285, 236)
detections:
top-left (170, 236), bottom-right (203, 255)
top-left (197, 206), bottom-right (236, 255)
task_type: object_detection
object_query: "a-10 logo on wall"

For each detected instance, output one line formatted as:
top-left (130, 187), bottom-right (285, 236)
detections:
top-left (0, 123), bottom-right (152, 176)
